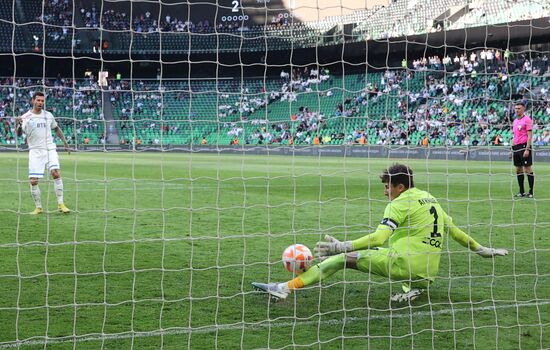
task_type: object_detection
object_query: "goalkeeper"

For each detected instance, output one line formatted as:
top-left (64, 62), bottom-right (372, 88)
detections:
top-left (252, 163), bottom-right (508, 302)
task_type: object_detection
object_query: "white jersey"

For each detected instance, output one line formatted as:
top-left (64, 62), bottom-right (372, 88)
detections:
top-left (21, 110), bottom-right (58, 150)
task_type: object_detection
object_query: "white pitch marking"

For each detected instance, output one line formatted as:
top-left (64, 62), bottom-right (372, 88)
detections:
top-left (0, 300), bottom-right (548, 349)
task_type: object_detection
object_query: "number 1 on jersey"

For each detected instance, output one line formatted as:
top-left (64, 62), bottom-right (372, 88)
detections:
top-left (430, 206), bottom-right (441, 238)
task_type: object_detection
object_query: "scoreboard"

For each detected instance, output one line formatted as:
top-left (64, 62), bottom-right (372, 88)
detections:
top-left (127, 0), bottom-right (298, 27)
top-left (213, 0), bottom-right (294, 25)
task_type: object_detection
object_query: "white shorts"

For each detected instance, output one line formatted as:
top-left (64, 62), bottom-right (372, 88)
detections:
top-left (28, 149), bottom-right (60, 178)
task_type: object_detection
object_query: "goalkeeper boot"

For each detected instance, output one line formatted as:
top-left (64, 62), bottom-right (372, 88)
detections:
top-left (252, 282), bottom-right (288, 302)
top-left (30, 207), bottom-right (43, 215)
top-left (390, 288), bottom-right (424, 303)
top-left (58, 203), bottom-right (71, 213)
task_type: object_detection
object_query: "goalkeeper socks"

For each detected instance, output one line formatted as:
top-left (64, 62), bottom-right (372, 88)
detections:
top-left (527, 173), bottom-right (534, 194)
top-left (54, 178), bottom-right (64, 204)
top-left (517, 173), bottom-right (525, 194)
top-left (30, 184), bottom-right (42, 208)
top-left (286, 278), bottom-right (304, 290)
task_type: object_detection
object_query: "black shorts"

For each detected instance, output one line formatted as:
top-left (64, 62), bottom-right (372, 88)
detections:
top-left (512, 143), bottom-right (533, 167)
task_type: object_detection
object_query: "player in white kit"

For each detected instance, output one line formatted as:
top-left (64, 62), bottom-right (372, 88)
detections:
top-left (16, 92), bottom-right (71, 214)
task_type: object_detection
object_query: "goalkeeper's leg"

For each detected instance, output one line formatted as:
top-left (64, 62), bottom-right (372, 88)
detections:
top-left (288, 253), bottom-right (353, 289)
top-left (252, 253), bottom-right (354, 300)
top-left (287, 248), bottom-right (392, 292)
top-left (254, 248), bottom-right (430, 303)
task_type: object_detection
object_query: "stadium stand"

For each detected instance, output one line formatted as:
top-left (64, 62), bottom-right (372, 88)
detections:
top-left (0, 0), bottom-right (547, 54)
top-left (3, 49), bottom-right (546, 148)
top-left (0, 77), bottom-right (105, 145)
top-left (354, 0), bottom-right (550, 40)
top-left (101, 49), bottom-right (548, 147)
top-left (0, 0), bottom-right (547, 148)
top-left (448, 0), bottom-right (549, 30)
top-left (16, 0), bottom-right (74, 53)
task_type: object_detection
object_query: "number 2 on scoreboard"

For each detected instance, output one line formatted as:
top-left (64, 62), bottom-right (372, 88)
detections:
top-left (232, 0), bottom-right (240, 12)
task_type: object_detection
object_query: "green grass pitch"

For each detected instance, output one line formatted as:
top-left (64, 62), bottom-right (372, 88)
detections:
top-left (0, 151), bottom-right (548, 349)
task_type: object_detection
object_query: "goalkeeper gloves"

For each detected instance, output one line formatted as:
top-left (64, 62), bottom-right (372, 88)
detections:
top-left (314, 235), bottom-right (353, 260)
top-left (476, 246), bottom-right (508, 258)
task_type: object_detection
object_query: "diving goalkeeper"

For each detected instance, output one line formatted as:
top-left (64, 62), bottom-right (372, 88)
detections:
top-left (252, 163), bottom-right (508, 302)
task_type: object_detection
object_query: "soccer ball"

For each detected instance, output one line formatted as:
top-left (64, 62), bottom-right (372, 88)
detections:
top-left (282, 244), bottom-right (313, 274)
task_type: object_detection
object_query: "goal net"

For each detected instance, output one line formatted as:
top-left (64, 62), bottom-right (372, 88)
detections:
top-left (0, 0), bottom-right (549, 349)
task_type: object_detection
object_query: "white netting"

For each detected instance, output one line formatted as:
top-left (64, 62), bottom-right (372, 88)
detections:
top-left (0, 0), bottom-right (549, 349)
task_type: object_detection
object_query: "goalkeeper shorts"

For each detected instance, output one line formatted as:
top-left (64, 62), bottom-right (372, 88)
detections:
top-left (355, 248), bottom-right (432, 288)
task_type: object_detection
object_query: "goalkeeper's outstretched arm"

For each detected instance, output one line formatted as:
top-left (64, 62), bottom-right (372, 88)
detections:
top-left (446, 219), bottom-right (508, 258)
top-left (314, 225), bottom-right (392, 259)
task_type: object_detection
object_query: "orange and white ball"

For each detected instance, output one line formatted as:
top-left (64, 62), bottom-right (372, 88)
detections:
top-left (282, 244), bottom-right (313, 274)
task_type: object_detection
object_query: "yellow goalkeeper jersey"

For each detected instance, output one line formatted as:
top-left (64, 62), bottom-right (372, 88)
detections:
top-left (381, 187), bottom-right (450, 281)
